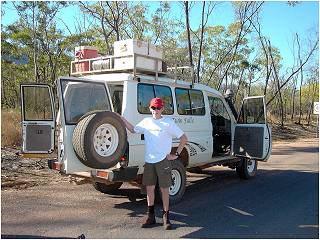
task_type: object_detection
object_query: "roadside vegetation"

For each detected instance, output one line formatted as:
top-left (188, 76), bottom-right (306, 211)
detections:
top-left (1, 1), bottom-right (318, 148)
top-left (1, 109), bottom-right (21, 147)
top-left (1, 108), bottom-right (317, 148)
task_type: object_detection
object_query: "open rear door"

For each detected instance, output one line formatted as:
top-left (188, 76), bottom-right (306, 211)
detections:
top-left (233, 96), bottom-right (272, 161)
top-left (20, 84), bottom-right (55, 153)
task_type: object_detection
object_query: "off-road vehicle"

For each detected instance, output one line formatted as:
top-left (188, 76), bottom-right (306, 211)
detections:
top-left (20, 39), bottom-right (272, 204)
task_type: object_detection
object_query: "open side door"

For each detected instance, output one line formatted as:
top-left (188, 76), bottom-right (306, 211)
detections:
top-left (233, 96), bottom-right (272, 161)
top-left (20, 84), bottom-right (55, 154)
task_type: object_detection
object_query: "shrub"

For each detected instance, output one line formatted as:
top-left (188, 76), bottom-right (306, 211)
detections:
top-left (1, 109), bottom-right (21, 147)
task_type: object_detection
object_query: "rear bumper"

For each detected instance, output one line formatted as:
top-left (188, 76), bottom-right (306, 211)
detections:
top-left (48, 160), bottom-right (139, 183)
top-left (92, 166), bottom-right (139, 182)
top-left (109, 167), bottom-right (139, 181)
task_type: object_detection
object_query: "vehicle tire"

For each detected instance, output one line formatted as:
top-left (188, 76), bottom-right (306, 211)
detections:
top-left (236, 158), bottom-right (258, 179)
top-left (72, 111), bottom-right (127, 169)
top-left (156, 160), bottom-right (187, 205)
top-left (93, 182), bottom-right (122, 194)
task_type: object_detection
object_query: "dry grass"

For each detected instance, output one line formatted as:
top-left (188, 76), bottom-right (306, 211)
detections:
top-left (266, 113), bottom-right (318, 141)
top-left (1, 109), bottom-right (21, 147)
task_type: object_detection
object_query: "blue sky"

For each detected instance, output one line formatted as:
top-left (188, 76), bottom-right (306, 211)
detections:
top-left (1, 1), bottom-right (319, 71)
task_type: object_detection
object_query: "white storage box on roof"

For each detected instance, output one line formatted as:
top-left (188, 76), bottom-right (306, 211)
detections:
top-left (114, 39), bottom-right (148, 57)
top-left (114, 39), bottom-right (163, 59)
top-left (148, 44), bottom-right (162, 59)
top-left (114, 56), bottom-right (162, 71)
top-left (114, 39), bottom-right (163, 72)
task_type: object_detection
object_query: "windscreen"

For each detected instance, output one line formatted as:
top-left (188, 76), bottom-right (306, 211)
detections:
top-left (61, 80), bottom-right (111, 124)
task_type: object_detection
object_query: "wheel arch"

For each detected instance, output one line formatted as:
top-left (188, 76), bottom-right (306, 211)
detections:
top-left (171, 146), bottom-right (189, 167)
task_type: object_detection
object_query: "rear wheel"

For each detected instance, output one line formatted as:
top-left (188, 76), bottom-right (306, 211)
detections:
top-left (93, 182), bottom-right (123, 194)
top-left (236, 159), bottom-right (257, 179)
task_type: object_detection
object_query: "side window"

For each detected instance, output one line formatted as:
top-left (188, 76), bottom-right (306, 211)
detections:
top-left (112, 90), bottom-right (123, 114)
top-left (238, 97), bottom-right (265, 124)
top-left (190, 90), bottom-right (205, 115)
top-left (175, 88), bottom-right (205, 115)
top-left (137, 83), bottom-right (174, 115)
top-left (208, 96), bottom-right (230, 120)
top-left (108, 85), bottom-right (123, 114)
top-left (137, 84), bottom-right (154, 114)
top-left (154, 85), bottom-right (174, 115)
top-left (175, 88), bottom-right (191, 115)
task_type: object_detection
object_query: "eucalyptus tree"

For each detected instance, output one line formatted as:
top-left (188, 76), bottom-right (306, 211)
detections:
top-left (78, 1), bottom-right (129, 54)
top-left (1, 1), bottom-right (72, 108)
top-left (11, 1), bottom-right (69, 84)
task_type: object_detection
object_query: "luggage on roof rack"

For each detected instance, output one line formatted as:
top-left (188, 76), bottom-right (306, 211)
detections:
top-left (71, 39), bottom-right (166, 78)
top-left (70, 53), bottom-right (166, 77)
top-left (70, 39), bottom-right (195, 82)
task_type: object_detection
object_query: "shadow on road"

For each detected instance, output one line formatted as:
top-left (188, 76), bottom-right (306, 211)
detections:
top-left (112, 168), bottom-right (319, 238)
top-left (272, 146), bottom-right (319, 155)
top-left (1, 234), bottom-right (86, 239)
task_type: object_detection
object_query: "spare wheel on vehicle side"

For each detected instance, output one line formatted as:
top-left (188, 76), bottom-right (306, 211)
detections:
top-left (72, 111), bottom-right (127, 169)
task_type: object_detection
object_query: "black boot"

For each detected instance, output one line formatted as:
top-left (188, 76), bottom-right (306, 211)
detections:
top-left (163, 211), bottom-right (172, 230)
top-left (141, 206), bottom-right (156, 228)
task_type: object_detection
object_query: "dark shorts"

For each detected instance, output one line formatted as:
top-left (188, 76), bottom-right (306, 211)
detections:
top-left (142, 158), bottom-right (172, 188)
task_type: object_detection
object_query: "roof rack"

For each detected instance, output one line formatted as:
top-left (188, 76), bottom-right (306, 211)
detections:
top-left (70, 53), bottom-right (168, 80)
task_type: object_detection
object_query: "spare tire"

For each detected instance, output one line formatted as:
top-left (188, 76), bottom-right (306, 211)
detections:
top-left (72, 111), bottom-right (127, 169)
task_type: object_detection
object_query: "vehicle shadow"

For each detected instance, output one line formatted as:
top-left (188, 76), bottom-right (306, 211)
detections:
top-left (112, 168), bottom-right (319, 238)
top-left (1, 233), bottom-right (85, 239)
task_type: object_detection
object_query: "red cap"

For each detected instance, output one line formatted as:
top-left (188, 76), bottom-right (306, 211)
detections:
top-left (149, 97), bottom-right (164, 108)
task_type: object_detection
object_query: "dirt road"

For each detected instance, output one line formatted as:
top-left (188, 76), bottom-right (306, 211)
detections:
top-left (1, 138), bottom-right (319, 238)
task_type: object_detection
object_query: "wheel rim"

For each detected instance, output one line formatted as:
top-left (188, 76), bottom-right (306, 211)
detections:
top-left (247, 159), bottom-right (256, 173)
top-left (169, 169), bottom-right (181, 196)
top-left (93, 124), bottom-right (119, 157)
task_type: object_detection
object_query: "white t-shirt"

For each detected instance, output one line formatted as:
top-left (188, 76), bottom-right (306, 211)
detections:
top-left (133, 117), bottom-right (184, 164)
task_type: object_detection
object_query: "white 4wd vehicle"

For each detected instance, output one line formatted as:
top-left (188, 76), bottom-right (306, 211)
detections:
top-left (20, 40), bottom-right (271, 204)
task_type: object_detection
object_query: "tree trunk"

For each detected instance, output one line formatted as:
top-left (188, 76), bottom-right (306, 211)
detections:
top-left (268, 40), bottom-right (284, 126)
top-left (296, 33), bottom-right (303, 125)
top-left (291, 75), bottom-right (297, 120)
top-left (307, 80), bottom-right (317, 125)
top-left (277, 78), bottom-right (284, 126)
top-left (235, 68), bottom-right (245, 103)
top-left (197, 1), bottom-right (206, 83)
top-left (248, 73), bottom-right (253, 96)
top-left (32, 2), bottom-right (39, 83)
top-left (184, 1), bottom-right (194, 83)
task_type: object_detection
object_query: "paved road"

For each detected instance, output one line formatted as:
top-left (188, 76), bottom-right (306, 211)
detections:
top-left (1, 138), bottom-right (319, 239)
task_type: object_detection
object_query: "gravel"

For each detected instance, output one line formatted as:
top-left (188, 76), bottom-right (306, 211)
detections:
top-left (1, 147), bottom-right (80, 190)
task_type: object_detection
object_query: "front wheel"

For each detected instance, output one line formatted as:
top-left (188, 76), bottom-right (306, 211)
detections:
top-left (236, 159), bottom-right (258, 179)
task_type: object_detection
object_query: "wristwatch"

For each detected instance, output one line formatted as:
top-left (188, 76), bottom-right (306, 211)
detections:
top-left (175, 152), bottom-right (180, 157)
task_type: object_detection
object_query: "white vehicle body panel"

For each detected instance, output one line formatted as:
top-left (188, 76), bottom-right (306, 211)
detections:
top-left (21, 72), bottom-right (272, 175)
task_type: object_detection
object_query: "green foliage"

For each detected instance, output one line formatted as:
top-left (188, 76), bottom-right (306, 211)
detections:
top-left (1, 0), bottom-right (318, 127)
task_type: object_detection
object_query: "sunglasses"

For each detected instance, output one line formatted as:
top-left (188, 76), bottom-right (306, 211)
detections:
top-left (151, 106), bottom-right (162, 110)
